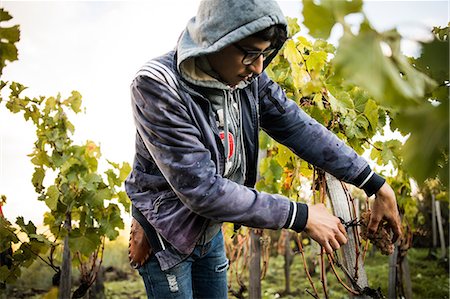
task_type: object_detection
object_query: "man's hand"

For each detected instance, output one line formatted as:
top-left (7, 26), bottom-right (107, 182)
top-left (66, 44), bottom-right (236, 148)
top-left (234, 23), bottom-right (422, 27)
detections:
top-left (368, 182), bottom-right (402, 243)
top-left (304, 203), bottom-right (348, 254)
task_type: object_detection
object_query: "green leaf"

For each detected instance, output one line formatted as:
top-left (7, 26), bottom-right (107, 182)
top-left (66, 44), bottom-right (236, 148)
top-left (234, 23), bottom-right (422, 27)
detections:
top-left (351, 87), bottom-right (370, 113)
top-left (414, 37), bottom-right (449, 83)
top-left (0, 25), bottom-right (20, 43)
top-left (364, 99), bottom-right (379, 130)
top-left (333, 29), bottom-right (437, 107)
top-left (0, 8), bottom-right (13, 22)
top-left (117, 191), bottom-right (130, 213)
top-left (69, 228), bottom-right (100, 256)
top-left (99, 204), bottom-right (124, 240)
top-left (30, 149), bottom-right (50, 167)
top-left (302, 0), bottom-right (335, 39)
top-left (0, 41), bottom-right (18, 61)
top-left (80, 173), bottom-right (102, 191)
top-left (302, 0), bottom-right (362, 39)
top-left (370, 140), bottom-right (402, 168)
top-left (45, 185), bottom-right (60, 210)
top-left (63, 91), bottom-right (82, 113)
top-left (31, 167), bottom-right (45, 192)
top-left (396, 101), bottom-right (448, 184)
top-left (92, 188), bottom-right (112, 205)
top-left (16, 217), bottom-right (37, 235)
top-left (327, 90), bottom-right (354, 113)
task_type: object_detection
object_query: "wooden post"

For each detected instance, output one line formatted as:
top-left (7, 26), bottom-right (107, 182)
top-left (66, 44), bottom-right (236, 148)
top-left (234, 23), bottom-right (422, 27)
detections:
top-left (247, 148), bottom-right (267, 299)
top-left (400, 255), bottom-right (413, 299)
top-left (325, 173), bottom-right (369, 299)
top-left (435, 200), bottom-right (447, 259)
top-left (249, 229), bottom-right (262, 299)
top-left (431, 194), bottom-right (438, 249)
top-left (388, 245), bottom-right (398, 299)
top-left (59, 212), bottom-right (72, 299)
top-left (283, 230), bottom-right (293, 294)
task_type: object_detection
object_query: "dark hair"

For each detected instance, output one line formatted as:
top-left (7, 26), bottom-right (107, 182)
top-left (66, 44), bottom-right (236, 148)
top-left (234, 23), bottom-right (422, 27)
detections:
top-left (251, 24), bottom-right (287, 49)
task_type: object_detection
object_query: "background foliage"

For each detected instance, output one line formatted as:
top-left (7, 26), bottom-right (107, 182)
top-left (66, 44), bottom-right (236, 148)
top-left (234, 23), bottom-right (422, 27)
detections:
top-left (0, 7), bottom-right (131, 297)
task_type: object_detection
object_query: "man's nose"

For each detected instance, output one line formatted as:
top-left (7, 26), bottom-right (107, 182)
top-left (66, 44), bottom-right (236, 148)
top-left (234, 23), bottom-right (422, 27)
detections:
top-left (247, 55), bottom-right (264, 75)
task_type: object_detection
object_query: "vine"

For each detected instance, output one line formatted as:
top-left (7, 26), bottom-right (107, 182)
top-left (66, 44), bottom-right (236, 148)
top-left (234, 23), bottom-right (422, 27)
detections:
top-left (0, 9), bottom-right (131, 297)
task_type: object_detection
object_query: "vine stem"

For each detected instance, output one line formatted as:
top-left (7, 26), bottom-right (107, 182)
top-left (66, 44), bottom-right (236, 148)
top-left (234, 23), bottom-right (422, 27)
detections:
top-left (362, 197), bottom-right (372, 263)
top-left (362, 239), bottom-right (371, 263)
top-left (294, 234), bottom-right (320, 299)
top-left (318, 173), bottom-right (329, 298)
top-left (327, 254), bottom-right (361, 296)
top-left (363, 138), bottom-right (382, 151)
top-left (343, 183), bottom-right (361, 281)
top-left (320, 248), bottom-right (329, 299)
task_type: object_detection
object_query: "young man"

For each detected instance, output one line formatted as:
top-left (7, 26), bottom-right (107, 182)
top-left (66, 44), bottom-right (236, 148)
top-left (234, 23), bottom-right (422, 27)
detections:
top-left (126, 0), bottom-right (402, 298)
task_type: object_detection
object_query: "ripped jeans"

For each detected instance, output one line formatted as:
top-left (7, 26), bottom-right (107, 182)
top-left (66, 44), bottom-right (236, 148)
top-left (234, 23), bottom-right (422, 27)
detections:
top-left (138, 230), bottom-right (229, 299)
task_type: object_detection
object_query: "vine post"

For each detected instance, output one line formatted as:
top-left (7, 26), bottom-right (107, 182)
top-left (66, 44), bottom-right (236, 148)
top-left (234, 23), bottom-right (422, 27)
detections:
top-left (59, 212), bottom-right (72, 299)
top-left (431, 193), bottom-right (438, 250)
top-left (249, 229), bottom-right (262, 299)
top-left (435, 200), bottom-right (446, 259)
top-left (325, 173), bottom-right (369, 298)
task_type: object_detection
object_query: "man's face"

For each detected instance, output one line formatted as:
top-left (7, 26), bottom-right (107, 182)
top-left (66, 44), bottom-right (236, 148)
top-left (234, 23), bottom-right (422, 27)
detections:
top-left (206, 36), bottom-right (272, 87)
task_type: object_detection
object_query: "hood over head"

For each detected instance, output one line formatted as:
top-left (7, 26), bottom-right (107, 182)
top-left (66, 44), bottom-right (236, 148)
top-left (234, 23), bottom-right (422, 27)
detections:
top-left (177, 0), bottom-right (287, 89)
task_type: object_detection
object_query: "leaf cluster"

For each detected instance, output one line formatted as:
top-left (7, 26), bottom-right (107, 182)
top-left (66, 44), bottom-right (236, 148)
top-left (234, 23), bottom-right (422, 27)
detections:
top-left (1, 80), bottom-right (132, 286)
top-left (260, 2), bottom-right (448, 243)
top-left (0, 8), bottom-right (20, 76)
top-left (261, 16), bottom-right (389, 200)
top-left (302, 0), bottom-right (448, 187)
top-left (1, 81), bottom-right (131, 255)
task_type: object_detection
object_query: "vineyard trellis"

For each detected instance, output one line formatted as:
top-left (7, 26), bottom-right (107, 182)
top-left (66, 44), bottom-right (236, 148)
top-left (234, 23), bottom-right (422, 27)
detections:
top-left (0, 1), bottom-right (448, 298)
top-left (226, 0), bottom-right (447, 297)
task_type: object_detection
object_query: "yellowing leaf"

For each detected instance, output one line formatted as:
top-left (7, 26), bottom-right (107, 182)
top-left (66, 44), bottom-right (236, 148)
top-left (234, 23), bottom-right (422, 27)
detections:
top-left (32, 167), bottom-right (45, 192)
top-left (297, 36), bottom-right (313, 50)
top-left (64, 91), bottom-right (82, 113)
top-left (45, 185), bottom-right (60, 210)
top-left (364, 99), bottom-right (378, 129)
top-left (275, 144), bottom-right (295, 167)
top-left (327, 91), bottom-right (354, 113)
top-left (313, 93), bottom-right (324, 110)
top-left (119, 162), bottom-right (131, 181)
top-left (306, 50), bottom-right (327, 72)
top-left (283, 39), bottom-right (302, 65)
top-left (286, 16), bottom-right (300, 38)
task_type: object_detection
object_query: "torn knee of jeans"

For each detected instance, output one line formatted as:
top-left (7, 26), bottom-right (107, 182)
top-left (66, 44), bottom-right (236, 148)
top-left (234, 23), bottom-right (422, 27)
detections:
top-left (215, 259), bottom-right (229, 273)
top-left (166, 274), bottom-right (179, 292)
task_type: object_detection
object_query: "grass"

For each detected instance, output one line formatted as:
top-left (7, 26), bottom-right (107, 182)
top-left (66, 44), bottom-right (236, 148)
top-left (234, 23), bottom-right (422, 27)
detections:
top-left (1, 235), bottom-right (448, 299)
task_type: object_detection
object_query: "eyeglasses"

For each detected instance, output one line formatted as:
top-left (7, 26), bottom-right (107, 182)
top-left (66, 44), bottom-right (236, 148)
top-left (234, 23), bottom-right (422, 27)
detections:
top-left (233, 43), bottom-right (276, 66)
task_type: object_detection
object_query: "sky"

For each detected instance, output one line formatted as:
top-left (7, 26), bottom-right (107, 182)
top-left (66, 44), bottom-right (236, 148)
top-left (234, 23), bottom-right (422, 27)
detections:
top-left (0, 0), bottom-right (448, 225)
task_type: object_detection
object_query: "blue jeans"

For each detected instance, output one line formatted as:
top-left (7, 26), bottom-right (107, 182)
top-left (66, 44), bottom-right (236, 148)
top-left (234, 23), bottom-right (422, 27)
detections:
top-left (138, 231), bottom-right (229, 299)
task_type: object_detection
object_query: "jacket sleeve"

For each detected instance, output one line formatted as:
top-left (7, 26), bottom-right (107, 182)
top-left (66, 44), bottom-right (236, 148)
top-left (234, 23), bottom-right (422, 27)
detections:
top-left (130, 72), bottom-right (293, 230)
top-left (258, 72), bottom-right (385, 196)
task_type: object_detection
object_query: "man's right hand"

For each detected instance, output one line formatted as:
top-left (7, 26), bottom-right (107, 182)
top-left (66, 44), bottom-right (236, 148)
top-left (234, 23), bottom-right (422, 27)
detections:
top-left (304, 203), bottom-right (348, 254)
